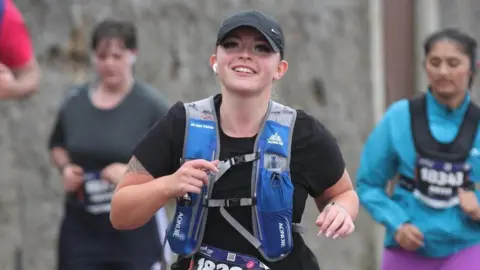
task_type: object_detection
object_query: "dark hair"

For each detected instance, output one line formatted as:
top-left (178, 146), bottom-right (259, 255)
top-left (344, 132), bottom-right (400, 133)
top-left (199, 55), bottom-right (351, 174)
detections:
top-left (423, 28), bottom-right (478, 88)
top-left (90, 19), bottom-right (137, 51)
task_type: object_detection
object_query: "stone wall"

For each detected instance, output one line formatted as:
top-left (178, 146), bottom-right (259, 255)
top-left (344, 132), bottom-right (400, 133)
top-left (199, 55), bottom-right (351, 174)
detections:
top-left (0, 1), bottom-right (375, 269)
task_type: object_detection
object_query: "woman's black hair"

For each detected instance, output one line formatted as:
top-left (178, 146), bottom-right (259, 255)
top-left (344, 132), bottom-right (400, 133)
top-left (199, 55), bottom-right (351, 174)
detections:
top-left (423, 28), bottom-right (477, 88)
top-left (90, 19), bottom-right (137, 51)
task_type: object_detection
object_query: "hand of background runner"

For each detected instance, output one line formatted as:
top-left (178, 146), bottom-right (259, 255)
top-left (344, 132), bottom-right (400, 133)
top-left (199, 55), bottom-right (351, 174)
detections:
top-left (165, 159), bottom-right (219, 198)
top-left (316, 203), bottom-right (355, 239)
top-left (458, 188), bottom-right (480, 220)
top-left (0, 64), bottom-right (16, 98)
top-left (62, 164), bottom-right (84, 192)
top-left (394, 223), bottom-right (424, 251)
top-left (101, 163), bottom-right (127, 185)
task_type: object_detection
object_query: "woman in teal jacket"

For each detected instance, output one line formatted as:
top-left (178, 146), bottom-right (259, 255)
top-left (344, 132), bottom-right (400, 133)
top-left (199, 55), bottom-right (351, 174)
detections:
top-left (357, 28), bottom-right (480, 270)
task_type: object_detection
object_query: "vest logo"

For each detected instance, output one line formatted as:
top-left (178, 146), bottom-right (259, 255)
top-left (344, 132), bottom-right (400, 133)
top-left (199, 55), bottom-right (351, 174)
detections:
top-left (173, 212), bottom-right (185, 240)
top-left (279, 223), bottom-right (286, 247)
top-left (199, 246), bottom-right (214, 257)
top-left (419, 168), bottom-right (464, 186)
top-left (471, 148), bottom-right (480, 157)
top-left (267, 132), bottom-right (284, 146)
top-left (190, 123), bottom-right (214, 129)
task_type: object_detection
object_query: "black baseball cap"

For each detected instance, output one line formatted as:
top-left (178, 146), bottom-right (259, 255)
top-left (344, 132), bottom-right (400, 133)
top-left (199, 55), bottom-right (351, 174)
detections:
top-left (216, 10), bottom-right (285, 58)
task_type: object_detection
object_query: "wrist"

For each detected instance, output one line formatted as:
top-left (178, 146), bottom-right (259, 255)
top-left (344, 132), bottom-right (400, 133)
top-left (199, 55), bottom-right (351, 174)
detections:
top-left (57, 163), bottom-right (70, 174)
top-left (156, 175), bottom-right (174, 199)
top-left (326, 201), bottom-right (349, 214)
top-left (473, 208), bottom-right (480, 221)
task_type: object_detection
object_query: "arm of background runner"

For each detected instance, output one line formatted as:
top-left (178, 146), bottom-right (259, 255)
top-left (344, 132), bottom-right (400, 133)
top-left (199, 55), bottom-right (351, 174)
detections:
top-left (6, 59), bottom-right (41, 98)
top-left (0, 0), bottom-right (40, 98)
top-left (111, 102), bottom-right (183, 230)
top-left (466, 133), bottom-right (480, 216)
top-left (355, 104), bottom-right (410, 233)
top-left (47, 108), bottom-right (71, 171)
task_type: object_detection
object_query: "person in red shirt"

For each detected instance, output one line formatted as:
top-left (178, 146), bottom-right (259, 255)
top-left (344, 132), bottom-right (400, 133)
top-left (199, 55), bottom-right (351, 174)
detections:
top-left (0, 0), bottom-right (40, 100)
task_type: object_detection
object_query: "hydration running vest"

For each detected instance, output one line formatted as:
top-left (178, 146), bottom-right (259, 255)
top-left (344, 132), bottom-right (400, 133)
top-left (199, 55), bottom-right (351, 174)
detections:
top-left (165, 96), bottom-right (306, 263)
top-left (398, 94), bottom-right (479, 209)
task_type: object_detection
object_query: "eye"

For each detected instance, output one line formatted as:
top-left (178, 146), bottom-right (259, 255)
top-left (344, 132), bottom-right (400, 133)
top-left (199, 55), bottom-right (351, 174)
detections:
top-left (96, 54), bottom-right (107, 61)
top-left (254, 44), bottom-right (273, 53)
top-left (428, 58), bottom-right (441, 68)
top-left (446, 58), bottom-right (460, 68)
top-left (221, 41), bottom-right (238, 49)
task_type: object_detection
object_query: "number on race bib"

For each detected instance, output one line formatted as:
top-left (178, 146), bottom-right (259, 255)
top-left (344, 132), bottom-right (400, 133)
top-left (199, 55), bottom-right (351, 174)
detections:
top-left (217, 264), bottom-right (229, 270)
top-left (197, 258), bottom-right (242, 270)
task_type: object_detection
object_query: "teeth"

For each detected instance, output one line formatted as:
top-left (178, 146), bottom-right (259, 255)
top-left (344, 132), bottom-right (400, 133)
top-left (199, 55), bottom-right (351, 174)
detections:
top-left (234, 67), bottom-right (254, 73)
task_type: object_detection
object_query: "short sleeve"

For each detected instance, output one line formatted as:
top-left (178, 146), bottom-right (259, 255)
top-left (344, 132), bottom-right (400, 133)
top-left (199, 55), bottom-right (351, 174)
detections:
top-left (47, 84), bottom-right (86, 150)
top-left (136, 83), bottom-right (171, 126)
top-left (0, 0), bottom-right (33, 69)
top-left (149, 93), bottom-right (170, 126)
top-left (291, 112), bottom-right (346, 197)
top-left (48, 109), bottom-right (66, 150)
top-left (133, 101), bottom-right (185, 178)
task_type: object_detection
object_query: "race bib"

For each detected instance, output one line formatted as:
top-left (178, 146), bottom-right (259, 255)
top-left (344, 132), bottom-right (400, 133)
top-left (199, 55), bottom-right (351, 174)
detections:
top-left (83, 172), bottom-right (115, 214)
top-left (414, 157), bottom-right (471, 209)
top-left (191, 245), bottom-right (269, 270)
top-left (193, 258), bottom-right (243, 270)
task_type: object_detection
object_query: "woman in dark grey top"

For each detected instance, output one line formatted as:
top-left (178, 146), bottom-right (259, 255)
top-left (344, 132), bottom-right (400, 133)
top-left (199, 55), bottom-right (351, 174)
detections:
top-left (48, 19), bottom-right (169, 270)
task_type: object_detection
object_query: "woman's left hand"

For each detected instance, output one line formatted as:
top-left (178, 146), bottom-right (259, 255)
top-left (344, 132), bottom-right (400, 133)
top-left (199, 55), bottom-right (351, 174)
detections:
top-left (458, 188), bottom-right (480, 221)
top-left (101, 163), bottom-right (127, 185)
top-left (316, 202), bottom-right (355, 239)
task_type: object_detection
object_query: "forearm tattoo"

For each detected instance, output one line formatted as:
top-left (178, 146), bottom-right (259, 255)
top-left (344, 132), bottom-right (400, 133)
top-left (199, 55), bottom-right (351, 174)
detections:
top-left (125, 156), bottom-right (150, 175)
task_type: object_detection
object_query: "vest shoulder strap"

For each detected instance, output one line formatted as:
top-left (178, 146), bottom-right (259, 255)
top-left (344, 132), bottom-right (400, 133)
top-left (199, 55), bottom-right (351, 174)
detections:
top-left (409, 94), bottom-right (480, 161)
top-left (457, 102), bottom-right (480, 156)
top-left (261, 100), bottom-right (297, 170)
top-left (183, 97), bottom-right (219, 161)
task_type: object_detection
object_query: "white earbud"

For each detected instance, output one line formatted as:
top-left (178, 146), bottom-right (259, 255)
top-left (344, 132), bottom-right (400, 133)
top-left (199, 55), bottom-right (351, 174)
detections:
top-left (212, 63), bottom-right (218, 73)
top-left (130, 55), bottom-right (137, 65)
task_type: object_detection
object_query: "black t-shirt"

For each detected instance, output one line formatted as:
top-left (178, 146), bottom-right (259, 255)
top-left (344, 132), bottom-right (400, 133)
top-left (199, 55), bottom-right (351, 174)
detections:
top-left (48, 80), bottom-right (170, 262)
top-left (133, 94), bottom-right (345, 269)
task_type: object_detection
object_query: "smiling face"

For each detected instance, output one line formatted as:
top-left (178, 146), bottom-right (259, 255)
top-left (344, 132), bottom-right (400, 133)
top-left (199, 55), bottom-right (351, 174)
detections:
top-left (425, 39), bottom-right (472, 99)
top-left (210, 27), bottom-right (288, 96)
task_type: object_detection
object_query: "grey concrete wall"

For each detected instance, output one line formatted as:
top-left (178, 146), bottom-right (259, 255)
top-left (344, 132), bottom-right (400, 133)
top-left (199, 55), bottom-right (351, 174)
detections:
top-left (0, 1), bottom-right (376, 269)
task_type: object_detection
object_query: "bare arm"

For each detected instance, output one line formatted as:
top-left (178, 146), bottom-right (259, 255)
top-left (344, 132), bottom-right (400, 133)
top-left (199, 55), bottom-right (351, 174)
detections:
top-left (50, 146), bottom-right (71, 170)
top-left (110, 156), bottom-right (174, 230)
top-left (314, 169), bottom-right (359, 220)
top-left (8, 59), bottom-right (41, 98)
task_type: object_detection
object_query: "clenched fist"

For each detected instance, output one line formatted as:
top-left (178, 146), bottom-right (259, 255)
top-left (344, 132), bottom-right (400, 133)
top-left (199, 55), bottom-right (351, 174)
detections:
top-left (62, 164), bottom-right (84, 192)
top-left (394, 223), bottom-right (424, 251)
top-left (458, 188), bottom-right (480, 221)
top-left (164, 159), bottom-right (219, 198)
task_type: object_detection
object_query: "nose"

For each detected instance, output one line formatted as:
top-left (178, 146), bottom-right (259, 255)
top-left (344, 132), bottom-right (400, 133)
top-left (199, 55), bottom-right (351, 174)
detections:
top-left (239, 46), bottom-right (253, 59)
top-left (438, 63), bottom-right (449, 75)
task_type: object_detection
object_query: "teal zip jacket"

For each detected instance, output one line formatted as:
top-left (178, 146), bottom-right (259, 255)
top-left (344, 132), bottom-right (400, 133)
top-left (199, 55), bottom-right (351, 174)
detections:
top-left (356, 90), bottom-right (480, 258)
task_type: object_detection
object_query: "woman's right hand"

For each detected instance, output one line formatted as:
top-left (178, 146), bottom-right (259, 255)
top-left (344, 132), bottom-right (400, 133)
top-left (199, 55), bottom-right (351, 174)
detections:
top-left (62, 164), bottom-right (84, 192)
top-left (394, 223), bottom-right (424, 251)
top-left (165, 159), bottom-right (219, 198)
